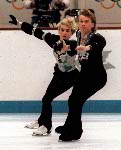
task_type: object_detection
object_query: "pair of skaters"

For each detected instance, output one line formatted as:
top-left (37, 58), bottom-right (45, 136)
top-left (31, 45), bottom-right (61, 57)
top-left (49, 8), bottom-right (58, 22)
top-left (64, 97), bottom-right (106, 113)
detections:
top-left (9, 9), bottom-right (107, 141)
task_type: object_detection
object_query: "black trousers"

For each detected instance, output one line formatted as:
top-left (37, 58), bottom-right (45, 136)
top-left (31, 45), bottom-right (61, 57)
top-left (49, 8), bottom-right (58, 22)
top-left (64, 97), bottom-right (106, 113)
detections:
top-left (38, 68), bottom-right (79, 130)
top-left (65, 70), bottom-right (107, 132)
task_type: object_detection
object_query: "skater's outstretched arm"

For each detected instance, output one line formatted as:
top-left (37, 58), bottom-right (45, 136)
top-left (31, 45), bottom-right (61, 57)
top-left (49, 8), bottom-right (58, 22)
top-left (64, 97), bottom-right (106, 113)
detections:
top-left (9, 15), bottom-right (60, 48)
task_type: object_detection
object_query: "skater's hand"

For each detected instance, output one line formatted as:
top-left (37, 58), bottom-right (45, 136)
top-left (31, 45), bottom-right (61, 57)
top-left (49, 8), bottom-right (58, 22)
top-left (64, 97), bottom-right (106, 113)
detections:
top-left (61, 40), bottom-right (69, 52)
top-left (75, 45), bottom-right (91, 52)
top-left (53, 40), bottom-right (64, 51)
top-left (9, 15), bottom-right (18, 25)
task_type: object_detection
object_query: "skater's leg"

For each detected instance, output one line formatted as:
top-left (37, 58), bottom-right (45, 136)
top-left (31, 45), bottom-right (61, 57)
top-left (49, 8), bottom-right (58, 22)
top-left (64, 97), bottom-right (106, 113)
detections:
top-left (59, 74), bottom-right (107, 141)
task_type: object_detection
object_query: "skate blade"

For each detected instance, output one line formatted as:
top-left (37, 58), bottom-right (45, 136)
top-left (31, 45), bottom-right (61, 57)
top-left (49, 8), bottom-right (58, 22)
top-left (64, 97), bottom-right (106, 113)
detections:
top-left (24, 126), bottom-right (35, 129)
top-left (58, 139), bottom-right (80, 142)
top-left (32, 132), bottom-right (49, 136)
top-left (58, 137), bottom-right (80, 142)
top-left (24, 125), bottom-right (39, 129)
top-left (24, 125), bottom-right (32, 129)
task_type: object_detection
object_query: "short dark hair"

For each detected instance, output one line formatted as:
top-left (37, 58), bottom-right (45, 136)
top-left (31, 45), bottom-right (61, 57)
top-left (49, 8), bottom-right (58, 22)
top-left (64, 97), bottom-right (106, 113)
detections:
top-left (78, 9), bottom-right (96, 33)
top-left (88, 9), bottom-right (95, 14)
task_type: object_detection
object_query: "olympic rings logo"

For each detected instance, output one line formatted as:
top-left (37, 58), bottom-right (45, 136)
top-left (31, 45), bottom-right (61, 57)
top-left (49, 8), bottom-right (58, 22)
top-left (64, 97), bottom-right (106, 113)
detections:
top-left (6, 0), bottom-right (24, 10)
top-left (6, 0), bottom-right (121, 10)
top-left (95, 0), bottom-right (121, 9)
top-left (6, 0), bottom-right (17, 3)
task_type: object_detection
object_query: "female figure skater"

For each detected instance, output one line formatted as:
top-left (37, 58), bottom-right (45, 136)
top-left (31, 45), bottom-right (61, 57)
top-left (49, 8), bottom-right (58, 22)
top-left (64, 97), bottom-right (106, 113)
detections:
top-left (9, 15), bottom-right (79, 136)
top-left (55, 9), bottom-right (107, 141)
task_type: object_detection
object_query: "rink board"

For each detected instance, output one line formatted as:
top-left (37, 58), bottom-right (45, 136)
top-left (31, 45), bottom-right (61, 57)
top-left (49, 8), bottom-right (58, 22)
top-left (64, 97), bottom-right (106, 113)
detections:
top-left (0, 30), bottom-right (120, 113)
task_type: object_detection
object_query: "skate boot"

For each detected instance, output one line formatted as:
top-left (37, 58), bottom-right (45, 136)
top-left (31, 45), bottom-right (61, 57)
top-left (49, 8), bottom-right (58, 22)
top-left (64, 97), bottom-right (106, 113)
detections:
top-left (32, 125), bottom-right (51, 136)
top-left (55, 125), bottom-right (64, 134)
top-left (24, 120), bottom-right (39, 129)
top-left (59, 129), bottom-right (83, 141)
top-left (59, 118), bottom-right (83, 141)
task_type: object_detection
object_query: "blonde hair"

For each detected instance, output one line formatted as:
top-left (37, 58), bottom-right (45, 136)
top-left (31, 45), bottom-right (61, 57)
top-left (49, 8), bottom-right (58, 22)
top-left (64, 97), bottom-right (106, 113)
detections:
top-left (57, 17), bottom-right (78, 34)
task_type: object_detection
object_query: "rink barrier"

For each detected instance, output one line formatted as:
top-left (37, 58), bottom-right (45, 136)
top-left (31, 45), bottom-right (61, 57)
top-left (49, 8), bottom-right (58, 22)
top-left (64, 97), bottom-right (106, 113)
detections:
top-left (0, 100), bottom-right (121, 113)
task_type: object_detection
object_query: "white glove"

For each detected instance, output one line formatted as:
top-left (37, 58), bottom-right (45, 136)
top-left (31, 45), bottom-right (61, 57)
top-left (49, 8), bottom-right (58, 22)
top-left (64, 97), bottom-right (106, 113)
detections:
top-left (62, 0), bottom-right (70, 8)
top-left (53, 0), bottom-right (70, 9)
top-left (22, 0), bottom-right (33, 9)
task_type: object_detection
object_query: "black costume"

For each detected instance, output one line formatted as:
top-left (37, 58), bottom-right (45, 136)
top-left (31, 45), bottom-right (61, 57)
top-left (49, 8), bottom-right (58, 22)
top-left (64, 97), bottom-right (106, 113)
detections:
top-left (21, 22), bottom-right (107, 141)
top-left (8, 11), bottom-right (107, 141)
top-left (58, 32), bottom-right (107, 141)
top-left (21, 22), bottom-right (79, 131)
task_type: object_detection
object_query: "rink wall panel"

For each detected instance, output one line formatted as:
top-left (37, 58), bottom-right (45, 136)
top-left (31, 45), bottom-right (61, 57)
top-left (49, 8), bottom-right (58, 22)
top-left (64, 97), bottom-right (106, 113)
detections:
top-left (0, 29), bottom-right (120, 113)
top-left (1, 100), bottom-right (121, 113)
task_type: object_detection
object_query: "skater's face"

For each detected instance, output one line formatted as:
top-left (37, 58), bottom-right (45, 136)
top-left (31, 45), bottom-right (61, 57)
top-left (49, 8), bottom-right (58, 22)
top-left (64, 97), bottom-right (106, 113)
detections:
top-left (58, 24), bottom-right (72, 40)
top-left (78, 15), bottom-right (94, 35)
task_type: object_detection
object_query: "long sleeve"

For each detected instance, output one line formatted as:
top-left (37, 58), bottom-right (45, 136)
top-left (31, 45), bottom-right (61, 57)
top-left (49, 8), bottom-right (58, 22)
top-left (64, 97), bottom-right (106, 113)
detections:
top-left (21, 22), bottom-right (44, 39)
top-left (21, 22), bottom-right (34, 35)
top-left (21, 22), bottom-right (60, 48)
top-left (87, 33), bottom-right (106, 52)
top-left (78, 33), bottom-right (106, 73)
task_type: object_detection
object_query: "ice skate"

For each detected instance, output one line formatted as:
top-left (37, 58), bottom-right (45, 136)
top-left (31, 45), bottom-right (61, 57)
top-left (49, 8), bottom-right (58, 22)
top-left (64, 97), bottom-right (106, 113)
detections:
top-left (55, 125), bottom-right (64, 134)
top-left (32, 125), bottom-right (51, 136)
top-left (24, 120), bottom-right (39, 129)
top-left (59, 129), bottom-right (83, 141)
top-left (58, 119), bottom-right (83, 141)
